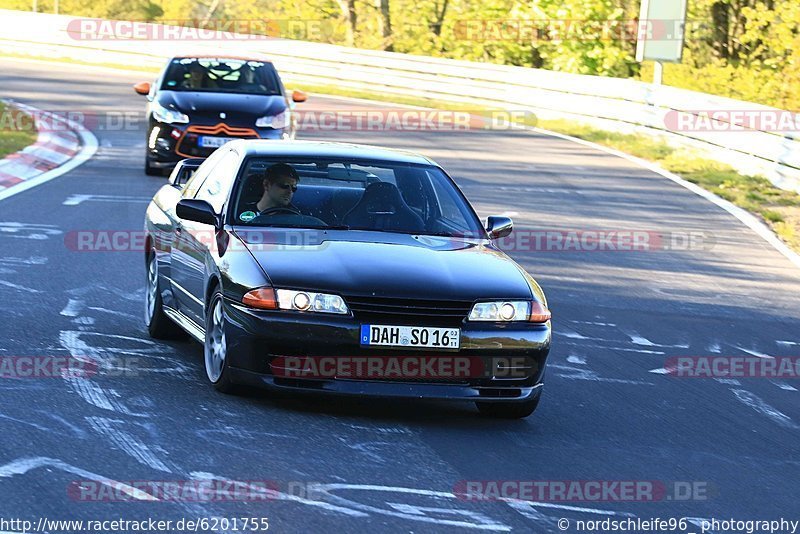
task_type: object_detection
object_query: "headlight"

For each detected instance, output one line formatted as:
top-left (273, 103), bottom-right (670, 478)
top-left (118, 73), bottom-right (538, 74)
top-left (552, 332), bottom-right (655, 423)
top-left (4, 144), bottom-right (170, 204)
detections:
top-left (256, 110), bottom-right (289, 129)
top-left (151, 101), bottom-right (189, 124)
top-left (276, 289), bottom-right (348, 314)
top-left (468, 301), bottom-right (550, 322)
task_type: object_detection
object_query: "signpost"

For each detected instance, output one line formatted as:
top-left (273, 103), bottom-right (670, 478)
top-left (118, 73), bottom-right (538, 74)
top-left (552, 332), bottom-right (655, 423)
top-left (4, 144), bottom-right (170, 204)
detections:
top-left (636, 0), bottom-right (689, 85)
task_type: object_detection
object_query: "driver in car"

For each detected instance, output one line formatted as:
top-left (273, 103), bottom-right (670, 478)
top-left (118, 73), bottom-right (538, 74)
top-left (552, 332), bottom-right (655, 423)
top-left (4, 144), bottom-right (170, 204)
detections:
top-left (249, 163), bottom-right (300, 216)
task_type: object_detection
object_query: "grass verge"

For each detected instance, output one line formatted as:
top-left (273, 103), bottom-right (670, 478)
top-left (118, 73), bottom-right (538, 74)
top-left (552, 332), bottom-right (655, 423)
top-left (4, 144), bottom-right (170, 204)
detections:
top-left (0, 101), bottom-right (38, 159)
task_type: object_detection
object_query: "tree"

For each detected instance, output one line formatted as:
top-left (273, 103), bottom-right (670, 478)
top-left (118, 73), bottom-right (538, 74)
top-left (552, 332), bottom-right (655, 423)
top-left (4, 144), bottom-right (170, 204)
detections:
top-left (375, 0), bottom-right (392, 50)
top-left (335, 0), bottom-right (357, 46)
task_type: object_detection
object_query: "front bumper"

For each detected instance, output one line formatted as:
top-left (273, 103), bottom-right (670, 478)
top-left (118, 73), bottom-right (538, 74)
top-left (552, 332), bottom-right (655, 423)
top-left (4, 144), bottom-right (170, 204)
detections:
top-left (147, 120), bottom-right (287, 164)
top-left (223, 299), bottom-right (551, 402)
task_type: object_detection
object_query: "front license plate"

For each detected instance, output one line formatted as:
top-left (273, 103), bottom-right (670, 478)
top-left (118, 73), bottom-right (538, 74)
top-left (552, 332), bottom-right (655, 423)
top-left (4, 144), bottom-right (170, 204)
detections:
top-left (199, 136), bottom-right (237, 148)
top-left (360, 325), bottom-right (460, 349)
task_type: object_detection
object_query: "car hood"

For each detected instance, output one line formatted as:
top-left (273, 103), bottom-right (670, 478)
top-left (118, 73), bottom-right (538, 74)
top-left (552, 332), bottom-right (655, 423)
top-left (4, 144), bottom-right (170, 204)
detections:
top-left (235, 230), bottom-right (533, 301)
top-left (158, 91), bottom-right (286, 118)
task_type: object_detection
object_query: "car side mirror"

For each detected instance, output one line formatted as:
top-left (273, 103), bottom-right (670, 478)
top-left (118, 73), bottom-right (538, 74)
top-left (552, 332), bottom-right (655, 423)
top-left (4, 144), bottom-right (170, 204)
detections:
top-left (176, 199), bottom-right (219, 227)
top-left (133, 81), bottom-right (151, 96)
top-left (291, 90), bottom-right (307, 103)
top-left (486, 216), bottom-right (513, 239)
top-left (168, 159), bottom-right (203, 189)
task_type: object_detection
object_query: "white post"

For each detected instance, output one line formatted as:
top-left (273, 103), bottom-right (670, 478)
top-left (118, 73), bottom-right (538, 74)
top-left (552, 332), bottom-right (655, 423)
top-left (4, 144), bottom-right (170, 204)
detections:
top-left (32, 0), bottom-right (37, 12)
top-left (653, 61), bottom-right (664, 85)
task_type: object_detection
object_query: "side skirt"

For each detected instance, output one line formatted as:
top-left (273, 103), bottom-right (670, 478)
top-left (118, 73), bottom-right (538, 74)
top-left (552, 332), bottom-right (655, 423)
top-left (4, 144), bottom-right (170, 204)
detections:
top-left (163, 306), bottom-right (205, 343)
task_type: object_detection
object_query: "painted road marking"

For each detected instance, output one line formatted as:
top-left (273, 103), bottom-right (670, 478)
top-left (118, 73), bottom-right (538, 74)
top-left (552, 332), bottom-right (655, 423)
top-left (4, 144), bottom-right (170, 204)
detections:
top-left (63, 194), bottom-right (151, 206)
top-left (735, 346), bottom-right (774, 359)
top-left (0, 456), bottom-right (157, 501)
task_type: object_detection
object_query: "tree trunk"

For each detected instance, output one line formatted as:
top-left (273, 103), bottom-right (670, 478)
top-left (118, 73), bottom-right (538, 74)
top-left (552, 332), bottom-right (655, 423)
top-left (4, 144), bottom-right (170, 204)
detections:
top-left (711, 1), bottom-right (730, 60)
top-left (431, 0), bottom-right (449, 37)
top-left (335, 0), bottom-right (357, 46)
top-left (200, 0), bottom-right (221, 27)
top-left (376, 0), bottom-right (393, 51)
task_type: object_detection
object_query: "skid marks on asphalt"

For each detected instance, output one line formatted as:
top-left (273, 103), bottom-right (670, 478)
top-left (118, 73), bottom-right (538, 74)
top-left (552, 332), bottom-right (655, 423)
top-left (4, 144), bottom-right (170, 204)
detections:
top-left (183, 413), bottom-right (558, 531)
top-left (85, 417), bottom-right (175, 472)
top-left (729, 389), bottom-right (799, 430)
top-left (0, 256), bottom-right (48, 276)
top-left (233, 482), bottom-right (720, 533)
top-left (192, 427), bottom-right (295, 454)
top-left (549, 363), bottom-right (654, 385)
top-left (0, 223), bottom-right (58, 313)
top-left (551, 314), bottom-right (800, 432)
top-left (0, 221), bottom-right (62, 240)
top-left (0, 456), bottom-right (268, 534)
top-left (59, 329), bottom-right (196, 380)
top-left (0, 441), bottom-right (646, 530)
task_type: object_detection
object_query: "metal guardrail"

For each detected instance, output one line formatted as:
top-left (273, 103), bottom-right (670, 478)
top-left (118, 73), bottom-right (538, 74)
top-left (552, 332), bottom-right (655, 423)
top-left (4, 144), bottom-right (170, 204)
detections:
top-left (1, 9), bottom-right (798, 193)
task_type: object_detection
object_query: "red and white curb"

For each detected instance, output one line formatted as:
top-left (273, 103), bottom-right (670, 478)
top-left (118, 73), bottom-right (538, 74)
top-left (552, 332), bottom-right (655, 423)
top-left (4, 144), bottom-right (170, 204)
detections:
top-left (0, 99), bottom-right (97, 202)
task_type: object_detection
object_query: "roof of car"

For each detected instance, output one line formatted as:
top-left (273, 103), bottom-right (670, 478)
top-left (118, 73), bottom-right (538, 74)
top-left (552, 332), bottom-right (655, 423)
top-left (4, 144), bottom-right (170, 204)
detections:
top-left (170, 55), bottom-right (274, 63)
top-left (229, 140), bottom-right (437, 165)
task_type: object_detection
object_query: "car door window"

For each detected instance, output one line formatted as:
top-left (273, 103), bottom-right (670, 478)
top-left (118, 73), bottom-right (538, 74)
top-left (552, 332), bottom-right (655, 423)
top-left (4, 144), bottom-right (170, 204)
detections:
top-left (194, 150), bottom-right (240, 213)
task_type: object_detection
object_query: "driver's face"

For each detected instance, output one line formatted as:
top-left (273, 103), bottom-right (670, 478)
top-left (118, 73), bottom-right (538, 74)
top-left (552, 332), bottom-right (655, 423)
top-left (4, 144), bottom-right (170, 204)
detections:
top-left (265, 176), bottom-right (297, 207)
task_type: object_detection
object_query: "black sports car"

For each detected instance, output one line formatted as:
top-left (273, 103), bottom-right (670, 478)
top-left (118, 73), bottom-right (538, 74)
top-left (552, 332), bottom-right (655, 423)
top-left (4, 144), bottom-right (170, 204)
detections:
top-left (144, 140), bottom-right (551, 418)
top-left (134, 56), bottom-right (306, 176)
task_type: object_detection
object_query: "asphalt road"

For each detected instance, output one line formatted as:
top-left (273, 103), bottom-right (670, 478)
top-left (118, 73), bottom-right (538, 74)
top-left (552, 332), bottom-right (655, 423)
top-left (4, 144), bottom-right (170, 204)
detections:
top-left (1, 57), bottom-right (799, 533)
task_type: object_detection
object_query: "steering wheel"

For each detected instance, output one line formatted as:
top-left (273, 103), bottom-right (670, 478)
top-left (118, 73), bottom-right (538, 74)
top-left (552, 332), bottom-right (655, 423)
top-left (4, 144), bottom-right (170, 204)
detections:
top-left (259, 206), bottom-right (301, 216)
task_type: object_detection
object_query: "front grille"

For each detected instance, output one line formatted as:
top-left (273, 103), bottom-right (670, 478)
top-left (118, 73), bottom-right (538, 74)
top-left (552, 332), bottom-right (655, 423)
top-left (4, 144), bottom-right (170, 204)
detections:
top-left (345, 295), bottom-right (472, 327)
top-left (176, 123), bottom-right (259, 157)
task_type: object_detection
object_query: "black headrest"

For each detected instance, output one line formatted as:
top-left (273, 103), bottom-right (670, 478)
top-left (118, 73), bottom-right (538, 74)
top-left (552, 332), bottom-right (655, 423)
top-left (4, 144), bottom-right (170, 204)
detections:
top-left (356, 182), bottom-right (405, 213)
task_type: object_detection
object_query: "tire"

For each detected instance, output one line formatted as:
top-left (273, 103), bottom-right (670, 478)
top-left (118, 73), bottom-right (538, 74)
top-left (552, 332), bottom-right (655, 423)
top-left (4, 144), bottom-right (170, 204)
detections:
top-left (204, 288), bottom-right (239, 393)
top-left (145, 153), bottom-right (161, 176)
top-left (144, 252), bottom-right (181, 339)
top-left (476, 393), bottom-right (541, 419)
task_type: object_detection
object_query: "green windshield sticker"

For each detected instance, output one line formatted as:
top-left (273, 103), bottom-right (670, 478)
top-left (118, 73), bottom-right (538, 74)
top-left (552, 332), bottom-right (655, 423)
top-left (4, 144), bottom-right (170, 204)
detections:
top-left (239, 211), bottom-right (256, 222)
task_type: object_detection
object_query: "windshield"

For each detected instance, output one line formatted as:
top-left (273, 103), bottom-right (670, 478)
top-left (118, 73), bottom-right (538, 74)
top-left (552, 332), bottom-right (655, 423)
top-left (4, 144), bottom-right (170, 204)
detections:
top-left (160, 58), bottom-right (282, 95)
top-left (230, 157), bottom-right (486, 238)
